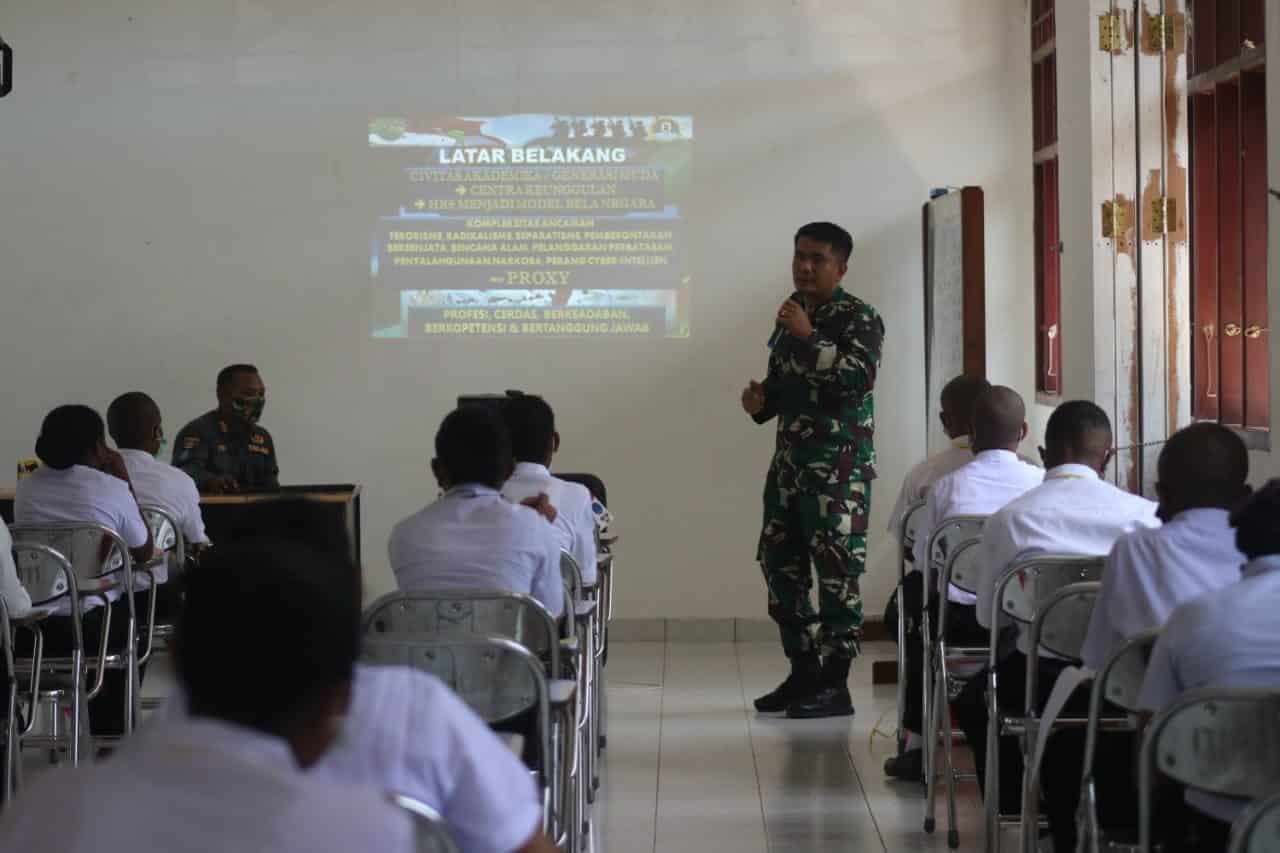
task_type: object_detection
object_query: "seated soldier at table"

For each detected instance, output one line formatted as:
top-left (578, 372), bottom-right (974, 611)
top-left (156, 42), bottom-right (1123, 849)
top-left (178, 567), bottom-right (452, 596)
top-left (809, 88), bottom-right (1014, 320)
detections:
top-left (501, 394), bottom-right (598, 585)
top-left (389, 406), bottom-right (565, 619)
top-left (173, 364), bottom-right (278, 494)
top-left (108, 392), bottom-right (211, 615)
top-left (14, 404), bottom-right (154, 738)
top-left (1135, 480), bottom-right (1280, 853)
top-left (955, 400), bottom-right (1159, 815)
top-left (0, 538), bottom-right (415, 853)
top-left (1039, 421), bottom-right (1252, 852)
top-left (885, 386), bottom-right (1042, 781)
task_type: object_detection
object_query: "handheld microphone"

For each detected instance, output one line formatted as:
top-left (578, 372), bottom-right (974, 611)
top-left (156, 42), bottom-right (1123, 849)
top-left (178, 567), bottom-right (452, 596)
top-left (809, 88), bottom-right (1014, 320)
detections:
top-left (767, 295), bottom-right (802, 349)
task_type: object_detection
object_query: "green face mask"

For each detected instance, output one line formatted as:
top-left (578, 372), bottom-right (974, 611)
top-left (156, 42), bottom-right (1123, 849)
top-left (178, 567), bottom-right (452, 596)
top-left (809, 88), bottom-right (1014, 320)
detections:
top-left (154, 438), bottom-right (169, 461)
top-left (231, 395), bottom-right (266, 424)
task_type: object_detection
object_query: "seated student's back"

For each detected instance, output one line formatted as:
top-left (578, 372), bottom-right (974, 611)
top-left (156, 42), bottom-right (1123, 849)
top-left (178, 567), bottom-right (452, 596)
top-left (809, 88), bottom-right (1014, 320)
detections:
top-left (0, 539), bottom-right (414, 852)
top-left (389, 407), bottom-right (564, 618)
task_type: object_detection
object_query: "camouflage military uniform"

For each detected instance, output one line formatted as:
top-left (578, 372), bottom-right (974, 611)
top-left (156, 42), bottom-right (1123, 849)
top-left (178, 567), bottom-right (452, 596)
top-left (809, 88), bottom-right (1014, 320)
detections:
top-left (172, 411), bottom-right (280, 491)
top-left (754, 287), bottom-right (884, 661)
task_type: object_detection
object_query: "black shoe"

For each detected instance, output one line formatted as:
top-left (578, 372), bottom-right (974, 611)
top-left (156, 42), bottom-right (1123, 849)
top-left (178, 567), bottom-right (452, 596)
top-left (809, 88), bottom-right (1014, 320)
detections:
top-left (785, 686), bottom-right (855, 718)
top-left (754, 655), bottom-right (820, 713)
top-left (884, 748), bottom-right (924, 781)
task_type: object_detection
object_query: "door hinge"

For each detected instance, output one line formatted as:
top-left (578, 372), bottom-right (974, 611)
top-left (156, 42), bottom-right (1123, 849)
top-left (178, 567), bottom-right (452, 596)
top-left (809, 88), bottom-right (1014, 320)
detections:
top-left (1102, 199), bottom-right (1129, 239)
top-left (1150, 196), bottom-right (1176, 234)
top-left (1099, 13), bottom-right (1124, 53)
top-left (1146, 13), bottom-right (1174, 52)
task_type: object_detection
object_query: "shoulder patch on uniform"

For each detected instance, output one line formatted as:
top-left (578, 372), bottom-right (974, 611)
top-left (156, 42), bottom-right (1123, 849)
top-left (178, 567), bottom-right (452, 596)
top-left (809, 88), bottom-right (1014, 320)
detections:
top-left (250, 433), bottom-right (266, 445)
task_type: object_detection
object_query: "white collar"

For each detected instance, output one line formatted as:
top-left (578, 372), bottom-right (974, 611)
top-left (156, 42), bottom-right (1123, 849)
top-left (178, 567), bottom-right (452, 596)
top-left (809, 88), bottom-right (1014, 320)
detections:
top-left (1167, 506), bottom-right (1231, 527)
top-left (972, 449), bottom-right (1017, 464)
top-left (443, 484), bottom-right (500, 499)
top-left (1044, 463), bottom-right (1100, 481)
top-left (512, 461), bottom-right (552, 479)
top-left (117, 448), bottom-right (156, 464)
top-left (146, 717), bottom-right (298, 773)
top-left (950, 436), bottom-right (971, 450)
top-left (1242, 554), bottom-right (1280, 580)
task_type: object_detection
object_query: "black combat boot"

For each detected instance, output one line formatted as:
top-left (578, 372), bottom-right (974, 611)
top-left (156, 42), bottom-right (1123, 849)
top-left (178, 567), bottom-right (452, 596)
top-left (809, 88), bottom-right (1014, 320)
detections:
top-left (786, 655), bottom-right (855, 719)
top-left (753, 654), bottom-right (821, 713)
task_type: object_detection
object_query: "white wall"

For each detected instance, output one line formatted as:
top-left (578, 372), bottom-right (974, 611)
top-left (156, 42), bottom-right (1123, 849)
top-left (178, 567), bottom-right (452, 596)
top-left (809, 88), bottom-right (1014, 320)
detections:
top-left (0, 0), bottom-right (1035, 620)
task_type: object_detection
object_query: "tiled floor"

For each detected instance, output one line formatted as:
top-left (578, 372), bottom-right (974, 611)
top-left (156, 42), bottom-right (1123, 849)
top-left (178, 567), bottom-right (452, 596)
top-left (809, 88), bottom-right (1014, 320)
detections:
top-left (594, 639), bottom-right (988, 853)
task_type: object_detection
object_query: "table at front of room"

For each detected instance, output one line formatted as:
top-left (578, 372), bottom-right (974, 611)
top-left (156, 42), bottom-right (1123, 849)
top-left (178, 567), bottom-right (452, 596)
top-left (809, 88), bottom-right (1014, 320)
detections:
top-left (0, 484), bottom-right (363, 580)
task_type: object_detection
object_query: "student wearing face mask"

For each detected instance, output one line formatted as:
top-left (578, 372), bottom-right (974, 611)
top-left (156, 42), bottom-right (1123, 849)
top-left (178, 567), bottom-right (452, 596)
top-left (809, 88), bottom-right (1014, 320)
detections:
top-left (173, 364), bottom-right (279, 494)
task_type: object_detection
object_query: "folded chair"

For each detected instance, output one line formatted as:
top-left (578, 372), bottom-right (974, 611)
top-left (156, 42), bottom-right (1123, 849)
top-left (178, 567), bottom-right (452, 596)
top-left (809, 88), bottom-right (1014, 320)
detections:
top-left (985, 555), bottom-right (1104, 853)
top-left (10, 524), bottom-right (140, 756)
top-left (894, 498), bottom-right (927, 763)
top-left (1139, 687), bottom-right (1280, 853)
top-left (386, 794), bottom-right (460, 853)
top-left (1075, 629), bottom-right (1160, 853)
top-left (924, 529), bottom-right (991, 848)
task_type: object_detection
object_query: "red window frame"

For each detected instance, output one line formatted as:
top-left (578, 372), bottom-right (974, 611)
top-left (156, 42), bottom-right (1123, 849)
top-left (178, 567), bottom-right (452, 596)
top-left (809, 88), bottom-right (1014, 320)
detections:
top-left (1032, 0), bottom-right (1061, 396)
top-left (1189, 0), bottom-right (1269, 433)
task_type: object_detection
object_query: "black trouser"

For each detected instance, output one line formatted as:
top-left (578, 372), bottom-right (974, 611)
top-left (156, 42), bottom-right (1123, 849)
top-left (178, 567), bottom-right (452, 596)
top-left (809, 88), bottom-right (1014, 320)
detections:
top-left (954, 650), bottom-right (1089, 814)
top-left (901, 571), bottom-right (989, 736)
top-left (13, 588), bottom-right (155, 737)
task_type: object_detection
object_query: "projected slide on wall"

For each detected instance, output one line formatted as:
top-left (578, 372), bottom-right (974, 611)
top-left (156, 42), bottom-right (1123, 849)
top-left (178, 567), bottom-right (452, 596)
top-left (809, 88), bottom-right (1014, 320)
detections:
top-left (369, 114), bottom-right (693, 339)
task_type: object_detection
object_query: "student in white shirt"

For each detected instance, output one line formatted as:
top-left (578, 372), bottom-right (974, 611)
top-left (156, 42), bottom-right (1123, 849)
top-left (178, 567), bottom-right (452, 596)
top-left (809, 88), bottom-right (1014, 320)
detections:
top-left (0, 537), bottom-right (416, 853)
top-left (885, 374), bottom-right (992, 540)
top-left (886, 386), bottom-right (1042, 781)
top-left (317, 664), bottom-right (558, 853)
top-left (13, 405), bottom-right (154, 737)
top-left (500, 394), bottom-right (598, 585)
top-left (954, 400), bottom-right (1159, 813)
top-left (390, 407), bottom-right (565, 619)
top-left (1040, 422), bottom-right (1252, 851)
top-left (107, 392), bottom-right (211, 623)
top-left (0, 520), bottom-right (32, 621)
top-left (1134, 481), bottom-right (1280, 853)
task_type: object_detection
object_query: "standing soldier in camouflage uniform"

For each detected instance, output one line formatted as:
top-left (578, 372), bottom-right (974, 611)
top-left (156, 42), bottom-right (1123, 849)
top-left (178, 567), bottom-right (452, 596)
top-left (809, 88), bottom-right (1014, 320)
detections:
top-left (741, 222), bottom-right (884, 718)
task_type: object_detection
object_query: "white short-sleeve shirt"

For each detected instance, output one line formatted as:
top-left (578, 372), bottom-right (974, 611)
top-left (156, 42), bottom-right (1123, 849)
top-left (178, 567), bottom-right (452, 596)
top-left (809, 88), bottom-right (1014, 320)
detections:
top-left (886, 438), bottom-right (975, 539)
top-left (0, 717), bottom-right (415, 853)
top-left (1080, 507), bottom-right (1245, 669)
top-left (502, 462), bottom-right (598, 585)
top-left (316, 664), bottom-right (543, 853)
top-left (1138, 555), bottom-right (1280, 824)
top-left (118, 448), bottom-right (209, 548)
top-left (0, 519), bottom-right (33, 619)
top-left (389, 484), bottom-right (565, 618)
top-left (14, 464), bottom-right (151, 609)
top-left (975, 464), bottom-right (1160, 654)
top-left (912, 449), bottom-right (1044, 604)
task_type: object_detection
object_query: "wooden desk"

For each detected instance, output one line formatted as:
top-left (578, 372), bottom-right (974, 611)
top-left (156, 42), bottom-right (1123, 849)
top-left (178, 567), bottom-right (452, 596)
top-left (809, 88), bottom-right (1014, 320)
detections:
top-left (0, 484), bottom-right (363, 574)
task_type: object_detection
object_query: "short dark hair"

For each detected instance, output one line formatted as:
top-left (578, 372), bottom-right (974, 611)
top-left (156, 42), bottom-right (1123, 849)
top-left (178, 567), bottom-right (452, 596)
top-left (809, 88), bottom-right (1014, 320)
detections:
top-left (34, 405), bottom-right (105, 470)
top-left (107, 391), bottom-right (160, 449)
top-left (435, 406), bottom-right (512, 489)
top-left (794, 222), bottom-right (853, 263)
top-left (1044, 400), bottom-right (1112, 455)
top-left (1157, 422), bottom-right (1249, 509)
top-left (502, 394), bottom-right (555, 464)
top-left (1231, 479), bottom-right (1280, 560)
top-left (972, 386), bottom-right (1026, 450)
top-left (176, 538), bottom-right (360, 733)
top-left (217, 364), bottom-right (260, 391)
top-left (940, 374), bottom-right (992, 420)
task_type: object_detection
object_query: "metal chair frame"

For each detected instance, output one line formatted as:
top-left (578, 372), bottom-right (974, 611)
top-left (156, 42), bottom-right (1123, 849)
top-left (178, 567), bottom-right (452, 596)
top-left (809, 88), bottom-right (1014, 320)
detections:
top-left (386, 793), bottom-right (460, 853)
top-left (1018, 582), bottom-right (1102, 853)
top-left (561, 549), bottom-right (597, 842)
top-left (136, 505), bottom-right (185, 671)
top-left (9, 524), bottom-right (139, 759)
top-left (924, 531), bottom-right (991, 849)
top-left (895, 498), bottom-right (928, 761)
top-left (1075, 629), bottom-right (1160, 853)
top-left (1139, 687), bottom-right (1280, 853)
top-left (1227, 789), bottom-right (1280, 853)
top-left (984, 555), bottom-right (1105, 853)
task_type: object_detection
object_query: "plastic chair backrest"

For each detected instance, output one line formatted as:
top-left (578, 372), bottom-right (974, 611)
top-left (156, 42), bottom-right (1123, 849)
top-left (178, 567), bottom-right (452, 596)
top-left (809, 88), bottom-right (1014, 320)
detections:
top-left (10, 523), bottom-right (132, 603)
top-left (9, 541), bottom-right (77, 606)
top-left (946, 538), bottom-right (985, 595)
top-left (900, 499), bottom-right (927, 551)
top-left (1228, 790), bottom-right (1280, 853)
top-left (1102, 629), bottom-right (1159, 711)
top-left (927, 515), bottom-right (986, 575)
top-left (363, 591), bottom-right (559, 675)
top-left (386, 793), bottom-right (460, 853)
top-left (1032, 582), bottom-right (1099, 660)
top-left (140, 505), bottom-right (185, 568)
top-left (999, 555), bottom-right (1104, 624)
top-left (1146, 687), bottom-right (1280, 798)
